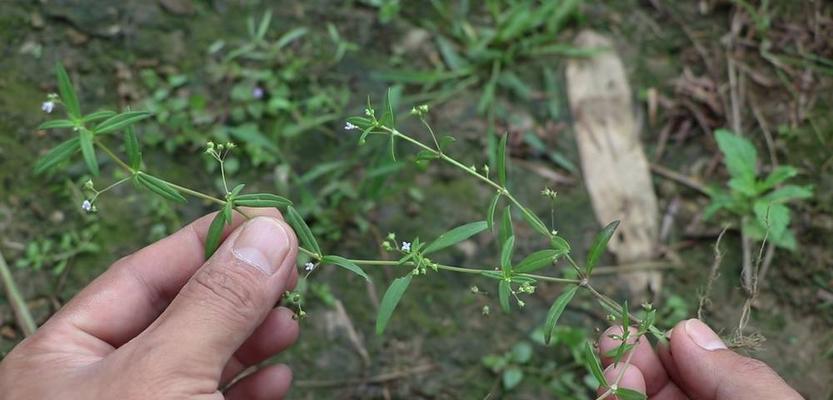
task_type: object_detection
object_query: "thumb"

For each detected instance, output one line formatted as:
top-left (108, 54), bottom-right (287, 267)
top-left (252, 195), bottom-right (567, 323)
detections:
top-left (141, 216), bottom-right (297, 374)
top-left (667, 319), bottom-right (803, 400)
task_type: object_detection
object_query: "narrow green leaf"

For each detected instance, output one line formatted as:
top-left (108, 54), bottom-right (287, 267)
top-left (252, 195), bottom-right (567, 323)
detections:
top-left (95, 111), bottom-right (152, 135)
top-left (376, 273), bottom-right (413, 335)
top-left (487, 193), bottom-right (500, 230)
top-left (34, 137), bottom-right (80, 174)
top-left (715, 129), bottom-right (757, 185)
top-left (321, 255), bottom-right (369, 281)
top-left (520, 207), bottom-right (549, 237)
top-left (285, 206), bottom-right (321, 256)
top-left (204, 211), bottom-right (227, 260)
top-left (480, 270), bottom-right (503, 280)
top-left (125, 125), bottom-right (142, 170)
top-left (544, 285), bottom-right (578, 344)
top-left (82, 110), bottom-right (117, 123)
top-left (136, 173), bottom-right (187, 203)
top-left (222, 200), bottom-right (233, 223)
top-left (550, 236), bottom-right (571, 254)
top-left (500, 235), bottom-right (515, 274)
top-left (381, 87), bottom-right (396, 129)
top-left (497, 132), bottom-right (509, 187)
top-left (230, 184), bottom-right (245, 197)
top-left (498, 280), bottom-right (511, 312)
top-left (38, 119), bottom-right (75, 130)
top-left (79, 130), bottom-right (99, 176)
top-left (499, 206), bottom-right (514, 250)
top-left (585, 220), bottom-right (620, 276)
top-left (515, 249), bottom-right (561, 274)
top-left (423, 220), bottom-right (488, 254)
top-left (584, 342), bottom-right (608, 387)
top-left (615, 388), bottom-right (647, 400)
top-left (234, 193), bottom-right (293, 208)
top-left (389, 133), bottom-right (397, 161)
top-left (55, 63), bottom-right (80, 118)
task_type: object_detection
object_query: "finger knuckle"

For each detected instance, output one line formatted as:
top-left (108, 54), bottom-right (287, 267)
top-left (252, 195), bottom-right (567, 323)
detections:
top-left (189, 265), bottom-right (262, 319)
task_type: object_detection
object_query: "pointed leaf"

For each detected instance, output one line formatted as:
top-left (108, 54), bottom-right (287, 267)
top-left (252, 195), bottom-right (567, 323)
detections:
top-left (550, 236), bottom-right (571, 254)
top-left (136, 173), bottom-right (187, 203)
top-left (285, 206), bottom-right (321, 256)
top-left (381, 87), bottom-right (395, 129)
top-left (498, 280), bottom-right (511, 312)
top-left (204, 211), bottom-right (227, 260)
top-left (376, 274), bottom-right (413, 335)
top-left (423, 221), bottom-right (488, 254)
top-left (321, 255), bottom-right (369, 281)
top-left (585, 220), bottom-right (619, 276)
top-left (515, 249), bottom-right (561, 274)
top-left (544, 285), bottom-right (578, 344)
top-left (38, 119), bottom-right (75, 130)
top-left (234, 193), bottom-right (293, 208)
top-left (125, 125), bottom-right (142, 170)
top-left (230, 184), bottom-right (246, 197)
top-left (34, 137), bottom-right (80, 174)
top-left (500, 235), bottom-right (515, 274)
top-left (79, 130), bottom-right (99, 176)
top-left (95, 111), bottom-right (152, 135)
top-left (760, 166), bottom-right (797, 190)
top-left (497, 132), bottom-right (509, 186)
top-left (715, 129), bottom-right (757, 185)
top-left (762, 185), bottom-right (813, 203)
top-left (487, 193), bottom-right (500, 230)
top-left (584, 342), bottom-right (607, 387)
top-left (55, 63), bottom-right (80, 118)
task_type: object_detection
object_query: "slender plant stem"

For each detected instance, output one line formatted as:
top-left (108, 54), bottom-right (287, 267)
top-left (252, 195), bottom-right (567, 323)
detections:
top-left (346, 258), bottom-right (580, 284)
top-left (0, 250), bottom-right (36, 336)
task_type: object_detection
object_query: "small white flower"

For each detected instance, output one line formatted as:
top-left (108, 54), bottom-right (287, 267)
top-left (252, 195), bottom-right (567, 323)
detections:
top-left (344, 122), bottom-right (359, 130)
top-left (81, 200), bottom-right (93, 212)
top-left (304, 262), bottom-right (315, 271)
top-left (42, 101), bottom-right (55, 113)
top-left (401, 242), bottom-right (411, 252)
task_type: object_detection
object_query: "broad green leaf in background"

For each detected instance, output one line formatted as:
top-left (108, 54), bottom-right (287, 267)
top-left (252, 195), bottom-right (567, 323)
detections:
top-left (285, 206), bottom-right (321, 256)
top-left (423, 220), bottom-right (488, 254)
top-left (753, 201), bottom-right (790, 241)
top-left (79, 130), bottom-right (99, 176)
top-left (136, 173), bottom-right (187, 203)
top-left (760, 165), bottom-right (797, 190)
top-left (544, 285), bottom-right (578, 344)
top-left (34, 137), bottom-right (80, 174)
top-left (204, 211), bottom-right (227, 259)
top-left (321, 255), bottom-right (369, 281)
top-left (376, 273), bottom-right (413, 335)
top-left (762, 185), bottom-right (813, 204)
top-left (550, 236), bottom-right (571, 254)
top-left (715, 129), bottom-right (757, 186)
top-left (499, 280), bottom-right (511, 312)
top-left (234, 193), bottom-right (293, 208)
top-left (502, 367), bottom-right (523, 390)
top-left (55, 63), bottom-right (80, 119)
top-left (585, 220), bottom-right (620, 276)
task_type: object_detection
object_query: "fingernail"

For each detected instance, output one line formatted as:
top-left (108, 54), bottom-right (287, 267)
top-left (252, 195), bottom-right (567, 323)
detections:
top-left (684, 319), bottom-right (727, 351)
top-left (232, 217), bottom-right (290, 275)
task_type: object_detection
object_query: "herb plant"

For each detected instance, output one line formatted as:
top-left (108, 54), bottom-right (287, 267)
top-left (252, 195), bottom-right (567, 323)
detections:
top-left (38, 63), bottom-right (662, 399)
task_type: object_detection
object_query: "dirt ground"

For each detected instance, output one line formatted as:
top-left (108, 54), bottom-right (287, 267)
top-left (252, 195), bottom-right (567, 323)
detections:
top-left (1, 1), bottom-right (831, 398)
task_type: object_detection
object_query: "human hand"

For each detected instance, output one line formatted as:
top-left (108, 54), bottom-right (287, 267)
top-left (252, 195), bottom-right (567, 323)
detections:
top-left (0, 209), bottom-right (299, 399)
top-left (597, 319), bottom-right (803, 399)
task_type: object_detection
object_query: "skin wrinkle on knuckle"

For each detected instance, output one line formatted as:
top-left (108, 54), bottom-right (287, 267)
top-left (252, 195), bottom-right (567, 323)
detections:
top-left (188, 260), bottom-right (265, 320)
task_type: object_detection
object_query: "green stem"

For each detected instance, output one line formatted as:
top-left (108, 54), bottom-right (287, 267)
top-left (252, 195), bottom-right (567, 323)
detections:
top-left (343, 258), bottom-right (580, 284)
top-left (0, 250), bottom-right (37, 336)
